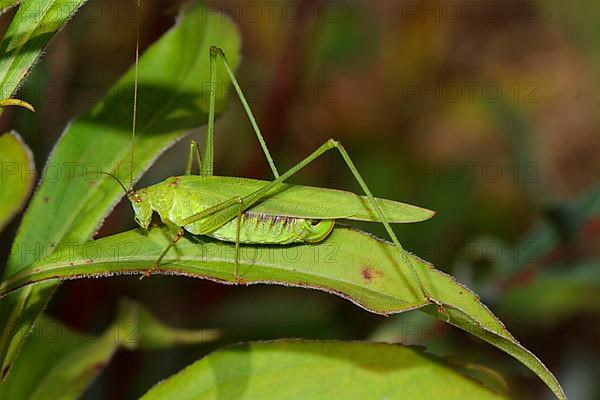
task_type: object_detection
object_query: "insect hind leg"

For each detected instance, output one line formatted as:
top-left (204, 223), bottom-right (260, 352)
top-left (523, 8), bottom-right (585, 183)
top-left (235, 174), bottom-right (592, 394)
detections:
top-left (324, 139), bottom-right (436, 306)
top-left (235, 138), bottom-right (436, 307)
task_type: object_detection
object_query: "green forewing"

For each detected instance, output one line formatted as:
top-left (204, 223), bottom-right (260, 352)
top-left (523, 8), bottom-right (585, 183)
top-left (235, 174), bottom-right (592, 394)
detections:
top-left (173, 175), bottom-right (435, 223)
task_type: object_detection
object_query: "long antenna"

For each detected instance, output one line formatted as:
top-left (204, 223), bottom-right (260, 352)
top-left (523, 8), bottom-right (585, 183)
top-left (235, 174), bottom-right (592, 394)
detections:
top-left (97, 171), bottom-right (129, 194)
top-left (130, 0), bottom-right (141, 190)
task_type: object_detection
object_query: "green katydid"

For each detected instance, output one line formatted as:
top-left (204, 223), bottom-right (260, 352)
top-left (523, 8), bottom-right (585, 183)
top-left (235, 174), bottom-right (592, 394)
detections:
top-left (102, 3), bottom-right (437, 304)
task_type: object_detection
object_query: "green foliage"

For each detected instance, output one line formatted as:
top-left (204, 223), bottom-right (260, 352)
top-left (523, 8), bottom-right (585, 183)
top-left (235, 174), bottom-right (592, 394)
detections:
top-left (0, 299), bottom-right (219, 399)
top-left (0, 0), bottom-right (87, 100)
top-left (0, 1), bottom-right (573, 399)
top-left (141, 341), bottom-right (507, 399)
top-left (0, 0), bottom-right (240, 381)
top-left (0, 131), bottom-right (34, 231)
top-left (0, 225), bottom-right (566, 399)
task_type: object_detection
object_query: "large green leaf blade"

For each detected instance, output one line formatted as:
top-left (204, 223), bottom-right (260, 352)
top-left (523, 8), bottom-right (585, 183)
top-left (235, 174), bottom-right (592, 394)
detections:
top-left (0, 0), bottom-right (87, 99)
top-left (0, 226), bottom-right (566, 399)
top-left (0, 299), bottom-right (218, 400)
top-left (0, 1), bottom-right (240, 379)
top-left (0, 131), bottom-right (34, 232)
top-left (140, 340), bottom-right (506, 399)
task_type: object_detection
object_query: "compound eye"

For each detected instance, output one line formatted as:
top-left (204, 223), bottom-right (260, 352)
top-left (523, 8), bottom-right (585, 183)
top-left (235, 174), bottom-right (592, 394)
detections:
top-left (135, 196), bottom-right (142, 203)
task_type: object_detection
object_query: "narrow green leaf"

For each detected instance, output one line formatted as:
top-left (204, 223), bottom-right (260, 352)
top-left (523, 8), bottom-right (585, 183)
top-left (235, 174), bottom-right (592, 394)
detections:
top-left (0, 0), bottom-right (87, 99)
top-left (0, 299), bottom-right (218, 399)
top-left (0, 131), bottom-right (34, 232)
top-left (0, 225), bottom-right (566, 399)
top-left (140, 340), bottom-right (507, 399)
top-left (0, 98), bottom-right (35, 112)
top-left (119, 298), bottom-right (221, 349)
top-left (0, 1), bottom-right (240, 379)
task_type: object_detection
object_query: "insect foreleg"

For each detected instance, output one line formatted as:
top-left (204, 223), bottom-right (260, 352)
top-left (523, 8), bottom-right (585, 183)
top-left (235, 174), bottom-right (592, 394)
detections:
top-left (142, 227), bottom-right (185, 278)
top-left (141, 197), bottom-right (244, 277)
top-left (185, 140), bottom-right (203, 175)
top-left (210, 46), bottom-right (280, 179)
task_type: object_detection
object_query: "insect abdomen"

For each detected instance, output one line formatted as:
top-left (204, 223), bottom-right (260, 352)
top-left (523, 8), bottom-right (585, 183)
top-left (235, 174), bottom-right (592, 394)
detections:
top-left (206, 212), bottom-right (335, 244)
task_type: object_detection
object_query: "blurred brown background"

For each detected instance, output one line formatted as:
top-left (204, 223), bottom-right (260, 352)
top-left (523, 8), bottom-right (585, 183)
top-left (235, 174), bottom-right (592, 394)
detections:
top-left (1, 0), bottom-right (599, 398)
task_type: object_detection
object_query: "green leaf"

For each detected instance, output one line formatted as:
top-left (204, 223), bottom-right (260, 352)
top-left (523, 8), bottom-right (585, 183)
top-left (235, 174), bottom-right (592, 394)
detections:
top-left (124, 298), bottom-right (221, 349)
top-left (0, 225), bottom-right (566, 399)
top-left (0, 0), bottom-right (87, 100)
top-left (0, 131), bottom-right (34, 232)
top-left (140, 340), bottom-right (507, 399)
top-left (0, 1), bottom-right (240, 379)
top-left (0, 299), bottom-right (219, 399)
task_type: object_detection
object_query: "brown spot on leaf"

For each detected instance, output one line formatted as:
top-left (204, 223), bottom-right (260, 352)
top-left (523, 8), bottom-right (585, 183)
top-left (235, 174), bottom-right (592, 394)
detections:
top-left (86, 259), bottom-right (93, 264)
top-left (361, 266), bottom-right (383, 282)
top-left (169, 177), bottom-right (181, 187)
top-left (43, 196), bottom-right (49, 203)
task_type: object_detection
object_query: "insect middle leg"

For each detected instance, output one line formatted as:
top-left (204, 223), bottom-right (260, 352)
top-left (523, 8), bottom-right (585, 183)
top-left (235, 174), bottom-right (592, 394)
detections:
top-left (142, 196), bottom-right (246, 278)
top-left (185, 140), bottom-right (203, 175)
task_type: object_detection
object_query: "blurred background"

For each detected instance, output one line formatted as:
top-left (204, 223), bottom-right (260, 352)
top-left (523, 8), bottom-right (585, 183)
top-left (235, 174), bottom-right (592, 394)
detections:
top-left (1, 0), bottom-right (599, 398)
